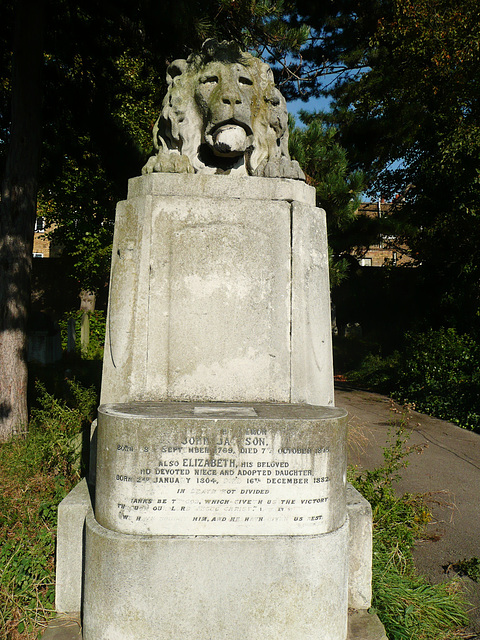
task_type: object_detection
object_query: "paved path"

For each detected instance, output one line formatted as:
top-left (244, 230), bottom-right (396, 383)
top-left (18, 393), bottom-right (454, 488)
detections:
top-left (337, 385), bottom-right (480, 637)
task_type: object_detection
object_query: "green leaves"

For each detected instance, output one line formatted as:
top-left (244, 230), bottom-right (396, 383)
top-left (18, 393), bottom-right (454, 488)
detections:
top-left (291, 0), bottom-right (480, 331)
top-left (288, 112), bottom-right (366, 284)
top-left (395, 328), bottom-right (480, 430)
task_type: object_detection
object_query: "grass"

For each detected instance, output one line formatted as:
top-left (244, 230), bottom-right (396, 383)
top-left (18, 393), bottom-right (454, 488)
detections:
top-left (0, 378), bottom-right (97, 639)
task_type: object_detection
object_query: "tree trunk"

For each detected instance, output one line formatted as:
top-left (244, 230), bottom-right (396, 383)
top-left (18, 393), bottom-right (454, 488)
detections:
top-left (0, 0), bottom-right (44, 441)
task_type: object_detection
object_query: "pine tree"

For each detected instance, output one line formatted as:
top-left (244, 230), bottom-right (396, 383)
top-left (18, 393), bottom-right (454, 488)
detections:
top-left (289, 112), bottom-right (366, 285)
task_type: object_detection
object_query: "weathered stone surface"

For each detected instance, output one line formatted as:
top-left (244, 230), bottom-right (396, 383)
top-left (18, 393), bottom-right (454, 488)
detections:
top-left (100, 174), bottom-right (333, 407)
top-left (42, 608), bottom-right (389, 640)
top-left (55, 479), bottom-right (90, 613)
top-left (291, 201), bottom-right (334, 406)
top-left (347, 484), bottom-right (373, 609)
top-left (128, 171), bottom-right (315, 203)
top-left (83, 512), bottom-right (349, 640)
top-left (348, 609), bottom-right (388, 640)
top-left (41, 614), bottom-right (82, 640)
top-left (95, 402), bottom-right (347, 536)
top-left (142, 39), bottom-right (304, 180)
top-left (53, 477), bottom-right (374, 626)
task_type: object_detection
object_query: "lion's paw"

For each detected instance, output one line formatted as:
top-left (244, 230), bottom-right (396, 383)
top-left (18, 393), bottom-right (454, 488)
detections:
top-left (142, 152), bottom-right (194, 175)
top-left (253, 157), bottom-right (305, 181)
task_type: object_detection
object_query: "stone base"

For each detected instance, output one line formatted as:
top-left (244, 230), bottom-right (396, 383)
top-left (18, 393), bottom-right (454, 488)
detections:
top-left (55, 401), bottom-right (373, 640)
top-left (55, 480), bottom-right (91, 613)
top-left (83, 511), bottom-right (349, 640)
top-left (348, 610), bottom-right (388, 640)
top-left (42, 610), bottom-right (387, 640)
top-left (347, 484), bottom-right (373, 609)
top-left (55, 480), bottom-right (373, 633)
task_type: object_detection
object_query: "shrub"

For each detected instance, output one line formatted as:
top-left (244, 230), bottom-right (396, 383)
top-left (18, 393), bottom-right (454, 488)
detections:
top-left (395, 327), bottom-right (480, 430)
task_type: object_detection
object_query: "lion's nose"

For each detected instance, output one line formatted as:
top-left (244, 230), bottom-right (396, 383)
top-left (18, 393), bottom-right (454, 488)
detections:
top-left (222, 87), bottom-right (242, 105)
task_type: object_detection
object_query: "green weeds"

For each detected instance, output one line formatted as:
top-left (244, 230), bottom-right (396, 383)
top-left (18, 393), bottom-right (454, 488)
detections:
top-left (350, 409), bottom-right (469, 639)
top-left (0, 380), bottom-right (96, 640)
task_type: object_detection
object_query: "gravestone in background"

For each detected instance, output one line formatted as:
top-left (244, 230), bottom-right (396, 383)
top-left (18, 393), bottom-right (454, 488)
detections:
top-left (54, 39), bottom-right (381, 640)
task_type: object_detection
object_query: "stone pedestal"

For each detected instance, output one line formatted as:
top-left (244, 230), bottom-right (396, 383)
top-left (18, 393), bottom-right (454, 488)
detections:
top-left (84, 514), bottom-right (350, 640)
top-left (101, 174), bottom-right (333, 407)
top-left (53, 173), bottom-right (378, 640)
top-left (83, 401), bottom-right (349, 640)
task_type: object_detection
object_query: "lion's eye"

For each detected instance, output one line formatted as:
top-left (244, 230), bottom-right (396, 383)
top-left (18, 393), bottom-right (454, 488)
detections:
top-left (200, 76), bottom-right (218, 84)
top-left (239, 76), bottom-right (253, 86)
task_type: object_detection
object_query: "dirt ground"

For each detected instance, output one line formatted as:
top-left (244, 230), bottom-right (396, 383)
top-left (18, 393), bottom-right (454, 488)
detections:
top-left (336, 384), bottom-right (480, 638)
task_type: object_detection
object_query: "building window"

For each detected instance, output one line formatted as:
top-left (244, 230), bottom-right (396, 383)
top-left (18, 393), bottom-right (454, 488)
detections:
top-left (35, 217), bottom-right (45, 232)
top-left (359, 257), bottom-right (372, 267)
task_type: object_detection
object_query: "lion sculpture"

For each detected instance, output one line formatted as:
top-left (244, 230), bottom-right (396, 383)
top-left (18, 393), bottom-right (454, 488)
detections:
top-left (142, 40), bottom-right (305, 180)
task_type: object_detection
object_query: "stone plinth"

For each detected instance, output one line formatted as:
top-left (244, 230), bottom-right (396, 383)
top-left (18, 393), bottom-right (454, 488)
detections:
top-left (100, 174), bottom-right (333, 407)
top-left (83, 401), bottom-right (349, 640)
top-left (83, 514), bottom-right (349, 640)
top-left (55, 477), bottom-right (374, 631)
top-left (55, 479), bottom-right (90, 613)
top-left (95, 402), bottom-right (347, 536)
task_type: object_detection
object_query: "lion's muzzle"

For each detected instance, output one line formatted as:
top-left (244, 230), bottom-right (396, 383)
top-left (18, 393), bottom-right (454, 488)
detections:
top-left (212, 124), bottom-right (248, 157)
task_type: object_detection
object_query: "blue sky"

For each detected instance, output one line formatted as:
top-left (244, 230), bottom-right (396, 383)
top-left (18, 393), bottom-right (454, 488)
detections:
top-left (287, 96), bottom-right (332, 119)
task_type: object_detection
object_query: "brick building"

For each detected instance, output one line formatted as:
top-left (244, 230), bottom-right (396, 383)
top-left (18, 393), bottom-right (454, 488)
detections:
top-left (353, 200), bottom-right (413, 267)
top-left (32, 217), bottom-right (59, 258)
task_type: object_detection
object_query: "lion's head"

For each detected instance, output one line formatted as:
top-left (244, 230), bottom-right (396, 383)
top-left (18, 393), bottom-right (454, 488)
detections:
top-left (142, 40), bottom-right (304, 180)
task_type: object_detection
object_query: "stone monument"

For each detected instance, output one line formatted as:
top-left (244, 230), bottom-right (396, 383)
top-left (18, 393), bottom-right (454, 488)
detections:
top-left (54, 40), bottom-right (384, 640)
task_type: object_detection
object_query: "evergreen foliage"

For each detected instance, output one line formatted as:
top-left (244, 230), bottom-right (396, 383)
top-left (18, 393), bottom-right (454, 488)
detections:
top-left (288, 0), bottom-right (480, 332)
top-left (288, 113), bottom-right (366, 286)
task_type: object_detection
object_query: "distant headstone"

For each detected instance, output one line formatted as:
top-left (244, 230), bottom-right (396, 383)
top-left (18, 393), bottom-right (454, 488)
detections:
top-left (80, 313), bottom-right (89, 355)
top-left (66, 317), bottom-right (76, 352)
top-left (345, 322), bottom-right (363, 339)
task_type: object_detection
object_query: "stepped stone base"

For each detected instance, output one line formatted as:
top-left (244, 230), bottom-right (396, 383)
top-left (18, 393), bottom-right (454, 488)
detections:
top-left (55, 478), bottom-right (375, 639)
top-left (42, 609), bottom-right (387, 640)
top-left (84, 512), bottom-right (349, 640)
